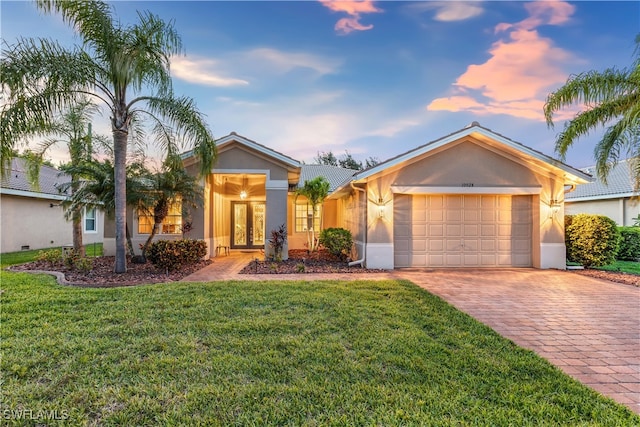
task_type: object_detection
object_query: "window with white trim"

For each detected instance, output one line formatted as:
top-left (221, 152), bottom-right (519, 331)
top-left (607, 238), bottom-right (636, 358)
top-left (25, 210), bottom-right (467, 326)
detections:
top-left (137, 199), bottom-right (182, 235)
top-left (295, 202), bottom-right (321, 233)
top-left (84, 207), bottom-right (97, 233)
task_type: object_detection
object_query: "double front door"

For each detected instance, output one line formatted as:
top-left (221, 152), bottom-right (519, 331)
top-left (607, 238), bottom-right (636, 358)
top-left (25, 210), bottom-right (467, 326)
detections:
top-left (231, 202), bottom-right (266, 249)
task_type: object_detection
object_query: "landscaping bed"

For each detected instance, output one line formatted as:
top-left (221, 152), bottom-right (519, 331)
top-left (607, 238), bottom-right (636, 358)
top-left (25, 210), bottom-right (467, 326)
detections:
top-left (239, 249), bottom-right (386, 274)
top-left (8, 256), bottom-right (211, 287)
top-left (572, 268), bottom-right (640, 287)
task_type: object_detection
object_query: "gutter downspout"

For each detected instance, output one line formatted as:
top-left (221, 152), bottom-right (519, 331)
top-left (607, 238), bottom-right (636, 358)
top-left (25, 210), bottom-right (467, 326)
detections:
top-left (348, 181), bottom-right (366, 267)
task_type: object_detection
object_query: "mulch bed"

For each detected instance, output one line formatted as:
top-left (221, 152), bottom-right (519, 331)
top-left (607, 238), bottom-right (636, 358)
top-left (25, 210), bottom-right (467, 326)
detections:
top-left (8, 250), bottom-right (639, 287)
top-left (238, 249), bottom-right (386, 274)
top-left (571, 268), bottom-right (640, 287)
top-left (8, 257), bottom-right (212, 288)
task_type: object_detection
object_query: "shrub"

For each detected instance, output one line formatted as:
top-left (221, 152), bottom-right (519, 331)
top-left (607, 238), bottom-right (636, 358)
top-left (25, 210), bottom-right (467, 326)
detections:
top-left (74, 257), bottom-right (94, 274)
top-left (146, 239), bottom-right (207, 272)
top-left (36, 249), bottom-right (63, 267)
top-left (319, 227), bottom-right (353, 261)
top-left (268, 224), bottom-right (287, 262)
top-left (565, 214), bottom-right (620, 267)
top-left (617, 226), bottom-right (640, 261)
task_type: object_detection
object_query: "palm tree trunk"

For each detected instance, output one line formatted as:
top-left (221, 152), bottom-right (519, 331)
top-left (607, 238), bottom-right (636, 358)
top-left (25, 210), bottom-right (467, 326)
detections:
top-left (126, 223), bottom-right (135, 257)
top-left (70, 176), bottom-right (85, 257)
top-left (141, 222), bottom-right (161, 260)
top-left (113, 129), bottom-right (128, 273)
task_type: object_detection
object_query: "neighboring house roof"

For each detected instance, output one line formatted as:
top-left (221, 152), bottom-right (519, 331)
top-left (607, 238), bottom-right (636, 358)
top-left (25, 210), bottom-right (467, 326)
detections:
top-left (298, 164), bottom-right (356, 192)
top-left (0, 158), bottom-right (69, 201)
top-left (566, 159), bottom-right (637, 201)
top-left (350, 122), bottom-right (592, 185)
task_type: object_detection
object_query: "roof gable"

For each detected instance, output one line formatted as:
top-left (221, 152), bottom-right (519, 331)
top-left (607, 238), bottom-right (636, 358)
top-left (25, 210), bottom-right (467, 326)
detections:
top-left (352, 122), bottom-right (591, 185)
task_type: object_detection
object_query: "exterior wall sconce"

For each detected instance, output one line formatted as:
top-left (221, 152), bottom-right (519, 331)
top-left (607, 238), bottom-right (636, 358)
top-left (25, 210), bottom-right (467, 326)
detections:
top-left (240, 175), bottom-right (248, 199)
top-left (239, 190), bottom-right (247, 200)
top-left (549, 199), bottom-right (561, 218)
top-left (377, 197), bottom-right (386, 219)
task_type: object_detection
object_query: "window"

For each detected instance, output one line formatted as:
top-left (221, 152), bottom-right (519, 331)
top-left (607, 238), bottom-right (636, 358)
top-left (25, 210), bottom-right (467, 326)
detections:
top-left (295, 202), bottom-right (321, 233)
top-left (137, 199), bottom-right (182, 235)
top-left (84, 207), bottom-right (97, 233)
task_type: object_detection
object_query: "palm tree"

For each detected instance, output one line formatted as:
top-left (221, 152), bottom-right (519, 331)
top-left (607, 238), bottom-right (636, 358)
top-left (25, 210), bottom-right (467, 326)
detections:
top-left (138, 156), bottom-right (203, 260)
top-left (31, 99), bottom-right (103, 257)
top-left (1, 0), bottom-right (216, 272)
top-left (544, 34), bottom-right (640, 186)
top-left (60, 158), bottom-right (152, 258)
top-left (294, 176), bottom-right (330, 252)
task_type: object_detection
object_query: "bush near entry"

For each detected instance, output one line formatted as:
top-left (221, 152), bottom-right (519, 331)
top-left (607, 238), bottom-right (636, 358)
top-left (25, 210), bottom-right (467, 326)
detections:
top-left (319, 228), bottom-right (353, 261)
top-left (617, 226), bottom-right (640, 261)
top-left (565, 214), bottom-right (619, 267)
top-left (147, 239), bottom-right (207, 271)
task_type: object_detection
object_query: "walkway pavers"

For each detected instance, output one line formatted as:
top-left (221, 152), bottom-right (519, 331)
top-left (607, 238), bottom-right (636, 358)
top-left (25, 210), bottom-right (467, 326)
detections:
top-left (182, 255), bottom-right (640, 413)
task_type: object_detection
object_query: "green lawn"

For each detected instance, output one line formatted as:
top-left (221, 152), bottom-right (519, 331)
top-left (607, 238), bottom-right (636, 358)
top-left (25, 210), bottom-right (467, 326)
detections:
top-left (596, 260), bottom-right (640, 275)
top-left (1, 255), bottom-right (638, 425)
top-left (0, 243), bottom-right (103, 267)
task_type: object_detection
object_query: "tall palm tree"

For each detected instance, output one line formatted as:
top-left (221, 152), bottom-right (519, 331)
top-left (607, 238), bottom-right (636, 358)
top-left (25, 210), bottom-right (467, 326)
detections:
top-left (544, 34), bottom-right (640, 186)
top-left (31, 99), bottom-right (103, 257)
top-left (1, 0), bottom-right (216, 272)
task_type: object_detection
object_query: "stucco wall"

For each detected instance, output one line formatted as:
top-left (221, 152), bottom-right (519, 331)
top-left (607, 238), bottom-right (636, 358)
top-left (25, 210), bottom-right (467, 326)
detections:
top-left (565, 198), bottom-right (640, 226)
top-left (357, 139), bottom-right (567, 269)
top-left (1, 195), bottom-right (104, 253)
top-left (216, 146), bottom-right (289, 181)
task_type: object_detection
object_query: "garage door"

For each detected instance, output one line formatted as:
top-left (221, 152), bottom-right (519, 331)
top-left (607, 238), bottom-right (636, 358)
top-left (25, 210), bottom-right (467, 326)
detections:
top-left (394, 194), bottom-right (532, 267)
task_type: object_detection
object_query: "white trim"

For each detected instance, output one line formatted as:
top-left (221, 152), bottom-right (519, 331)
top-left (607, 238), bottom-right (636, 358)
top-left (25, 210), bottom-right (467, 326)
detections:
top-left (365, 243), bottom-right (394, 270)
top-left (212, 168), bottom-right (271, 179)
top-left (265, 180), bottom-right (289, 190)
top-left (83, 206), bottom-right (98, 234)
top-left (540, 243), bottom-right (566, 269)
top-left (391, 185), bottom-right (542, 195)
top-left (215, 134), bottom-right (300, 167)
top-left (0, 188), bottom-right (67, 201)
top-left (353, 125), bottom-right (591, 183)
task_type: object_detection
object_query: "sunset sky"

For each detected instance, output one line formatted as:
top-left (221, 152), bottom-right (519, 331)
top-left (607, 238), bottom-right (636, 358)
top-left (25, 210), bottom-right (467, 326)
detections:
top-left (2, 1), bottom-right (638, 169)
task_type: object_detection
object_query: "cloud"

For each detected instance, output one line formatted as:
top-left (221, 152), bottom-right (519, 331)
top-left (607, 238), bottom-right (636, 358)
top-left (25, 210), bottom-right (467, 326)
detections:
top-left (427, 1), bottom-right (580, 121)
top-left (319, 0), bottom-right (382, 35)
top-left (244, 48), bottom-right (341, 76)
top-left (171, 56), bottom-right (249, 87)
top-left (406, 2), bottom-right (484, 22)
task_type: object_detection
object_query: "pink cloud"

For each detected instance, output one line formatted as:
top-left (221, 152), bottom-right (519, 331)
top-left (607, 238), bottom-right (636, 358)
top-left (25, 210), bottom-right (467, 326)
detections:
top-left (429, 1), bottom-right (580, 121)
top-left (319, 0), bottom-right (382, 35)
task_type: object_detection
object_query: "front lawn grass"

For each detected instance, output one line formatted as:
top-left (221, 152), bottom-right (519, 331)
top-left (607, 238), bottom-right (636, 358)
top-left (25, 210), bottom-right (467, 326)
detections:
top-left (1, 271), bottom-right (637, 426)
top-left (596, 260), bottom-right (640, 275)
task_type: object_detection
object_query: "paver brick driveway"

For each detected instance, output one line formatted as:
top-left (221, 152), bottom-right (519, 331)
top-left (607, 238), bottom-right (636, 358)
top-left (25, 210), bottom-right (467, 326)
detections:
top-left (398, 268), bottom-right (640, 414)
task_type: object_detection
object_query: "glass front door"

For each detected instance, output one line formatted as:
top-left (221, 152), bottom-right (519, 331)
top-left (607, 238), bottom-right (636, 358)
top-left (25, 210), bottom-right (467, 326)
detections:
top-left (231, 202), bottom-right (266, 249)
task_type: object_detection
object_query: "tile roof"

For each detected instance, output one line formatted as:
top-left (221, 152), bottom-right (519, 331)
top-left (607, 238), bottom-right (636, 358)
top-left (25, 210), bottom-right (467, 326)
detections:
top-left (1, 158), bottom-right (70, 198)
top-left (298, 164), bottom-right (356, 192)
top-left (566, 159), bottom-right (637, 200)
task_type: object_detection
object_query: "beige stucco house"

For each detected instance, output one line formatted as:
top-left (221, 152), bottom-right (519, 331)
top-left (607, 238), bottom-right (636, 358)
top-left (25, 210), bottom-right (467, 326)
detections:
top-left (565, 159), bottom-right (639, 226)
top-left (1, 158), bottom-right (104, 253)
top-left (103, 122), bottom-right (591, 270)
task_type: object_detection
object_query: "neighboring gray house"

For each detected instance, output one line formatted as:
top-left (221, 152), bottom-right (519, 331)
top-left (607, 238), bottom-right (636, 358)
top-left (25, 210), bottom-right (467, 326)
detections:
top-left (565, 159), bottom-right (639, 226)
top-left (0, 158), bottom-right (104, 253)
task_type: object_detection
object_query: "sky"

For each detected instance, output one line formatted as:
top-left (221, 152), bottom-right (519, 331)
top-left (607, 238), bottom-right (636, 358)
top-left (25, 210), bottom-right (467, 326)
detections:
top-left (1, 0), bottom-right (639, 169)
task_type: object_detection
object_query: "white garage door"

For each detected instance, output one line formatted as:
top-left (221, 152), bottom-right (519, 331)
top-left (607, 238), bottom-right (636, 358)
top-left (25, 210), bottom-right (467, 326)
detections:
top-left (394, 194), bottom-right (532, 267)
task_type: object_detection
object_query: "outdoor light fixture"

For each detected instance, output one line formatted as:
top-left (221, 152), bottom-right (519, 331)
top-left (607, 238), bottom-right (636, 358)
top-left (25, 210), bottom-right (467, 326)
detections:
top-left (239, 175), bottom-right (248, 200)
top-left (548, 199), bottom-right (561, 218)
top-left (239, 190), bottom-right (247, 200)
top-left (377, 197), bottom-right (385, 219)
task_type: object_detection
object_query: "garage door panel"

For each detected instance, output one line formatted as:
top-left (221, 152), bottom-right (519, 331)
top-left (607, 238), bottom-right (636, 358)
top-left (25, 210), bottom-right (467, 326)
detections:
top-left (394, 194), bottom-right (532, 268)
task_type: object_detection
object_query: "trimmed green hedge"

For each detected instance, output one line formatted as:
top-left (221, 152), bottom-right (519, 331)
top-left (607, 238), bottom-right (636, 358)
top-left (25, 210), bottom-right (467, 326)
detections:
top-left (319, 227), bottom-right (353, 261)
top-left (147, 239), bottom-right (207, 271)
top-left (565, 214), bottom-right (620, 267)
top-left (617, 226), bottom-right (640, 261)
